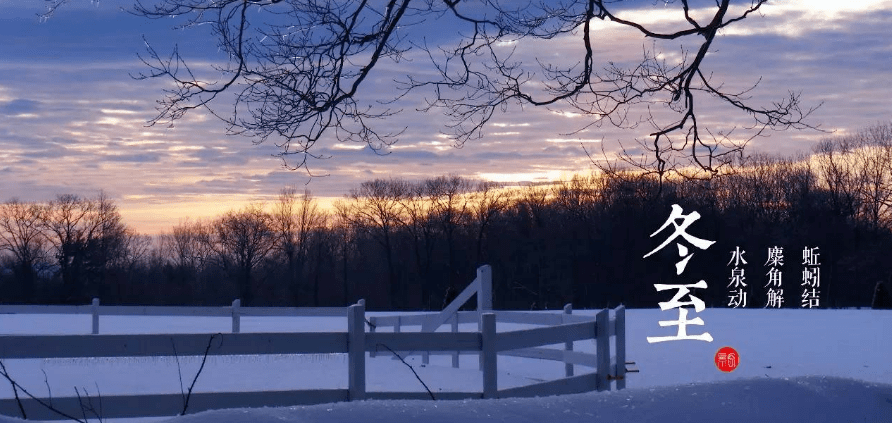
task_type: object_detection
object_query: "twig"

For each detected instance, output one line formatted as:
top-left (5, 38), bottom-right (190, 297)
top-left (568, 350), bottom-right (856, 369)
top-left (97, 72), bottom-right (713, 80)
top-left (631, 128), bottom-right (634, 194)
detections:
top-left (0, 361), bottom-right (27, 419)
top-left (0, 360), bottom-right (87, 422)
top-left (94, 383), bottom-right (103, 423)
top-left (74, 385), bottom-right (107, 423)
top-left (182, 333), bottom-right (222, 415)
top-left (375, 343), bottom-right (435, 400)
top-left (75, 387), bottom-right (87, 423)
top-left (171, 338), bottom-right (186, 407)
top-left (74, 385), bottom-right (105, 423)
top-left (42, 368), bottom-right (53, 408)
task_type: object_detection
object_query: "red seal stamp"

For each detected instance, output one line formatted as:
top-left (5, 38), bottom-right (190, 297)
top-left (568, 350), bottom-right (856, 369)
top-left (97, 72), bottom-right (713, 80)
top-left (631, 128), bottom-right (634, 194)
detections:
top-left (714, 346), bottom-right (739, 372)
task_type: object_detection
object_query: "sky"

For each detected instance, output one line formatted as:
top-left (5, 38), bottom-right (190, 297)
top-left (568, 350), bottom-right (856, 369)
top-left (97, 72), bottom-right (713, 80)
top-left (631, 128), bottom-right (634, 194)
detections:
top-left (0, 0), bottom-right (890, 234)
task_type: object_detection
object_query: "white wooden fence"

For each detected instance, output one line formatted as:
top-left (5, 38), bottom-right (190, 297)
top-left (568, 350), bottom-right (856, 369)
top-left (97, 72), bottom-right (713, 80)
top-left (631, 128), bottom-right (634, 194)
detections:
top-left (0, 298), bottom-right (347, 334)
top-left (0, 265), bottom-right (635, 420)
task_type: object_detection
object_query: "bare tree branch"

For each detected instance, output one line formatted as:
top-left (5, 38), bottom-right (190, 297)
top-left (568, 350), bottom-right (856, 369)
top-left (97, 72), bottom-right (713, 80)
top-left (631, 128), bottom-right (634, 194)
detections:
top-left (0, 360), bottom-right (88, 422)
top-left (0, 361), bottom-right (27, 420)
top-left (375, 343), bottom-right (435, 400)
top-left (181, 333), bottom-right (223, 415)
top-left (43, 0), bottom-right (818, 180)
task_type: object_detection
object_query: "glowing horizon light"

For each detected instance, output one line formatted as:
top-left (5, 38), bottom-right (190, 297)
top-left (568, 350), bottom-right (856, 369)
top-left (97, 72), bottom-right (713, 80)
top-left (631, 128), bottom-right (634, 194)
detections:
top-left (96, 116), bottom-right (124, 126)
top-left (332, 143), bottom-right (365, 150)
top-left (551, 111), bottom-right (583, 118)
top-left (100, 109), bottom-right (139, 115)
top-left (719, 0), bottom-right (890, 37)
top-left (168, 145), bottom-right (205, 151)
top-left (491, 122), bottom-right (531, 127)
top-left (120, 140), bottom-right (165, 146)
top-left (477, 169), bottom-right (573, 183)
top-left (118, 194), bottom-right (341, 235)
top-left (67, 143), bottom-right (105, 151)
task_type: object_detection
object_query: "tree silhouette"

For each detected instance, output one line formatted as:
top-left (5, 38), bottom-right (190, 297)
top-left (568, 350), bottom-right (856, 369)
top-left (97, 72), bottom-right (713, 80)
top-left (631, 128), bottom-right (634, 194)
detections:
top-left (207, 204), bottom-right (276, 306)
top-left (0, 200), bottom-right (47, 302)
top-left (3, 143), bottom-right (892, 308)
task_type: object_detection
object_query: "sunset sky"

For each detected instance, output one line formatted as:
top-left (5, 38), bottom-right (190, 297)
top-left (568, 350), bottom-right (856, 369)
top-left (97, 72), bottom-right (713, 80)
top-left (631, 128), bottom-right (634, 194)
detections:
top-left (1, 0), bottom-right (890, 234)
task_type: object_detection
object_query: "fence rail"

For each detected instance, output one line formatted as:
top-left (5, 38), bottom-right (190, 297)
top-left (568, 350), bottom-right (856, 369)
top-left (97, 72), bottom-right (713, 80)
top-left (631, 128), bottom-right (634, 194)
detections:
top-left (0, 298), bottom-right (347, 335)
top-left (0, 265), bottom-right (634, 420)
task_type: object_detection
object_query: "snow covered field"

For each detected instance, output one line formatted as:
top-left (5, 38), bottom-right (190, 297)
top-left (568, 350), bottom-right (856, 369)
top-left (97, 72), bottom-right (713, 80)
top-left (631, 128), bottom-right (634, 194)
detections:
top-left (0, 308), bottom-right (890, 422)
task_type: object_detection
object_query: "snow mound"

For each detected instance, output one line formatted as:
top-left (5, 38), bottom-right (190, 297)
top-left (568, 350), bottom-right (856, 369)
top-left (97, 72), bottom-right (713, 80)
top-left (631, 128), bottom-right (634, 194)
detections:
top-left (133, 376), bottom-right (892, 423)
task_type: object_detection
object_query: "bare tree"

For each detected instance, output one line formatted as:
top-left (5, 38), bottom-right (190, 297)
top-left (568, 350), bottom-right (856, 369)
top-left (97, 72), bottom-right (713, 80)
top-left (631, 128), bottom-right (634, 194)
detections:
top-left (469, 180), bottom-right (507, 266)
top-left (44, 0), bottom-right (817, 177)
top-left (348, 178), bottom-right (407, 308)
top-left (271, 187), bottom-right (326, 304)
top-left (162, 219), bottom-right (210, 272)
top-left (42, 194), bottom-right (93, 302)
top-left (159, 219), bottom-right (216, 301)
top-left (83, 192), bottom-right (130, 284)
top-left (0, 199), bottom-right (48, 301)
top-left (332, 199), bottom-right (357, 305)
top-left (552, 175), bottom-right (600, 224)
top-left (425, 175), bottom-right (472, 296)
top-left (852, 122), bottom-right (892, 229)
top-left (814, 135), bottom-right (862, 220)
top-left (306, 214), bottom-right (332, 306)
top-left (208, 204), bottom-right (276, 305)
top-left (119, 232), bottom-right (154, 271)
top-left (399, 182), bottom-right (437, 308)
top-left (39, 193), bottom-right (131, 302)
top-left (735, 153), bottom-right (794, 223)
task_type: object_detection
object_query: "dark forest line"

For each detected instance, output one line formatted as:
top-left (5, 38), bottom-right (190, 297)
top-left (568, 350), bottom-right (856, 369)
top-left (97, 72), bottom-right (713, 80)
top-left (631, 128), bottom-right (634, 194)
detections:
top-left (2, 123), bottom-right (891, 310)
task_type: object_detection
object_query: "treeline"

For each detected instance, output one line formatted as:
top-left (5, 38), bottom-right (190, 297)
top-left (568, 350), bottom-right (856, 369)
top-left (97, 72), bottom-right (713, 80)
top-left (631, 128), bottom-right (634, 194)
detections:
top-left (2, 123), bottom-right (891, 309)
top-left (0, 192), bottom-right (151, 304)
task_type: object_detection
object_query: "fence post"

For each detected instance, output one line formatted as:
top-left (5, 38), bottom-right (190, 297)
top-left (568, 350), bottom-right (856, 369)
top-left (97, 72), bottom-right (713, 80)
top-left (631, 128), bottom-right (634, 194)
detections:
top-left (348, 303), bottom-right (366, 401)
top-left (596, 308), bottom-right (610, 392)
top-left (563, 303), bottom-right (573, 377)
top-left (451, 314), bottom-right (459, 368)
top-left (477, 265), bottom-right (492, 311)
top-left (615, 305), bottom-right (627, 390)
top-left (481, 312), bottom-right (497, 399)
top-left (91, 298), bottom-right (100, 335)
top-left (231, 299), bottom-right (241, 334)
top-left (477, 265), bottom-right (492, 371)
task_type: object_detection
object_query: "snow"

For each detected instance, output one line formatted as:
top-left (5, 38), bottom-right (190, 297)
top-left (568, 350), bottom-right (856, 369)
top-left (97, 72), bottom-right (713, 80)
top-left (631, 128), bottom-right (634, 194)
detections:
top-left (164, 377), bottom-right (892, 423)
top-left (0, 308), bottom-right (890, 422)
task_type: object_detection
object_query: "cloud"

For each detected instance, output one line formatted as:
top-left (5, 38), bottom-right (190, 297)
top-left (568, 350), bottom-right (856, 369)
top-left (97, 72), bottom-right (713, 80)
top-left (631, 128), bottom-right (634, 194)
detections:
top-left (0, 98), bottom-right (40, 116)
top-left (719, 0), bottom-right (892, 38)
top-left (102, 153), bottom-right (162, 163)
top-left (0, 0), bottom-right (890, 233)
